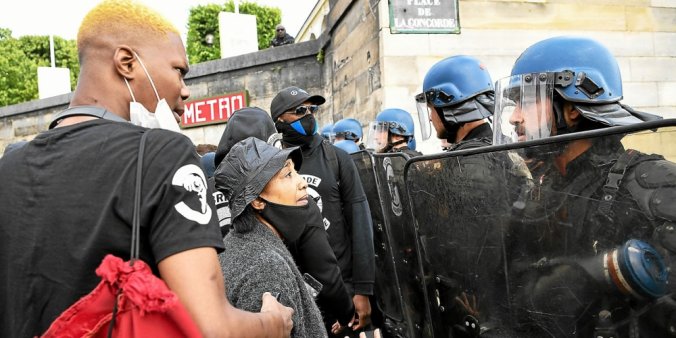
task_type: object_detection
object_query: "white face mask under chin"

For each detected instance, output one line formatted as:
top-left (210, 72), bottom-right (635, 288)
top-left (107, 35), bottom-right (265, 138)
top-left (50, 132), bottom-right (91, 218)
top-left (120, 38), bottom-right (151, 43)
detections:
top-left (124, 53), bottom-right (182, 132)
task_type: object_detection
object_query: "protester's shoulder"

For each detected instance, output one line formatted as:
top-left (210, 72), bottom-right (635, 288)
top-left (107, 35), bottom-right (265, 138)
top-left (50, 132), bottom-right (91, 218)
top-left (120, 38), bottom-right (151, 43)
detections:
top-left (77, 120), bottom-right (184, 146)
top-left (224, 233), bottom-right (294, 276)
top-left (143, 128), bottom-right (194, 148)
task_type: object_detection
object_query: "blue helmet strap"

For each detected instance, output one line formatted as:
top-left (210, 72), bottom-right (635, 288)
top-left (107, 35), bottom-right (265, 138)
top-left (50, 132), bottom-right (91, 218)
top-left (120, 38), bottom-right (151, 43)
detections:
top-left (382, 133), bottom-right (408, 152)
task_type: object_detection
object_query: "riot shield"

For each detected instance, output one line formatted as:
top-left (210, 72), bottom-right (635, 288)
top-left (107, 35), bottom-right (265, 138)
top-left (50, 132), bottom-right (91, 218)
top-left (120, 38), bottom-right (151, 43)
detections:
top-left (373, 153), bottom-right (432, 337)
top-left (404, 120), bottom-right (676, 338)
top-left (351, 150), bottom-right (428, 338)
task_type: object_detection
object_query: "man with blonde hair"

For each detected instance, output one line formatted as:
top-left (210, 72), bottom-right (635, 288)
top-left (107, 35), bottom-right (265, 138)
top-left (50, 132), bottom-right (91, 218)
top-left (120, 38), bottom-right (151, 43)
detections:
top-left (0, 1), bottom-right (292, 337)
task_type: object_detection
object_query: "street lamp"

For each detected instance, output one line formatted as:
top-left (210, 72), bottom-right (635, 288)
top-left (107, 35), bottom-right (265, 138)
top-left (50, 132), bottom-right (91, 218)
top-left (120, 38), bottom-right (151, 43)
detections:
top-left (205, 33), bottom-right (214, 46)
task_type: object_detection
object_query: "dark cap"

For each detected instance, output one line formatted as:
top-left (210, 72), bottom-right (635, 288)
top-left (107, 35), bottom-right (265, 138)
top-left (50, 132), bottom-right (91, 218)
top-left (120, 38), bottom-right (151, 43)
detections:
top-left (270, 86), bottom-right (326, 121)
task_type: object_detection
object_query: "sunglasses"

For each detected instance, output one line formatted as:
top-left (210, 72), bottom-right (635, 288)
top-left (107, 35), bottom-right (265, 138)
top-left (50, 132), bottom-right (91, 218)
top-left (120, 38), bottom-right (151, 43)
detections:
top-left (277, 29), bottom-right (285, 32)
top-left (291, 105), bottom-right (319, 115)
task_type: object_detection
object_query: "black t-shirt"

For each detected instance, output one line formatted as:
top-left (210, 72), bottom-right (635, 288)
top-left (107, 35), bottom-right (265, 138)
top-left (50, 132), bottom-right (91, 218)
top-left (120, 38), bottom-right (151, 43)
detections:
top-left (296, 135), bottom-right (375, 295)
top-left (0, 119), bottom-right (224, 337)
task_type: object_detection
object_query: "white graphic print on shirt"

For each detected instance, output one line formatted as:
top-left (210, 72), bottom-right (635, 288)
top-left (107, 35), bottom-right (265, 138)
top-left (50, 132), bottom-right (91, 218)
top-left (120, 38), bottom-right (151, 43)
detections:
top-left (172, 164), bottom-right (213, 224)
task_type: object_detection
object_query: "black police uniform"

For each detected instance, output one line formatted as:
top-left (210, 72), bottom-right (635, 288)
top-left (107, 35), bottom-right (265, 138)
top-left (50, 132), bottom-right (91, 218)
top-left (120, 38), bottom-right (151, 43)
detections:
top-left (426, 121), bottom-right (524, 337)
top-left (508, 135), bottom-right (676, 337)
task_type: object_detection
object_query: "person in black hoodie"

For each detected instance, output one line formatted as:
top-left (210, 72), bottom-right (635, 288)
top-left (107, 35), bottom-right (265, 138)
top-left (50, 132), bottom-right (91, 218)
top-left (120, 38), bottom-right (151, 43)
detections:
top-left (271, 87), bottom-right (376, 336)
top-left (212, 107), bottom-right (356, 329)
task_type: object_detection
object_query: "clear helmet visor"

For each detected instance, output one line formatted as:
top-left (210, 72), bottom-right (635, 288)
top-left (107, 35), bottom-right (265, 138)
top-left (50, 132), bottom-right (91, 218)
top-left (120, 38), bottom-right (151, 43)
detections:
top-left (322, 132), bottom-right (336, 143)
top-left (366, 121), bottom-right (390, 152)
top-left (415, 93), bottom-right (433, 141)
top-left (493, 72), bottom-right (558, 146)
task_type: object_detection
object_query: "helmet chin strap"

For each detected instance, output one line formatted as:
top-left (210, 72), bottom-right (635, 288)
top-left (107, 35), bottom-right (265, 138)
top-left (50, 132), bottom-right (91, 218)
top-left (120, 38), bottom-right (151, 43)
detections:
top-left (381, 134), bottom-right (408, 153)
top-left (552, 98), bottom-right (582, 136)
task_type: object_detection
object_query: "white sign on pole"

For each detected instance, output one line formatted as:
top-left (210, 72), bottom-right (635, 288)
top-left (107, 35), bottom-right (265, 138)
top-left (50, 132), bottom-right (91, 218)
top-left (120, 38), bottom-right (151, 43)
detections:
top-left (37, 67), bottom-right (71, 99)
top-left (219, 12), bottom-right (258, 59)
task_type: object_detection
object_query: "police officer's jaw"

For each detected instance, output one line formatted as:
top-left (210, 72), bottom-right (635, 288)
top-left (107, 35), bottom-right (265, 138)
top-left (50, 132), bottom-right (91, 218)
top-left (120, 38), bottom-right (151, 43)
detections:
top-left (511, 99), bottom-right (592, 175)
top-left (429, 103), bottom-right (488, 143)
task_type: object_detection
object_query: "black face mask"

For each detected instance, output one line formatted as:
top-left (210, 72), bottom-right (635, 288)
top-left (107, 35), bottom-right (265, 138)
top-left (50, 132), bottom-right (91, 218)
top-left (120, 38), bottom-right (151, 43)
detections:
top-left (259, 196), bottom-right (323, 244)
top-left (275, 114), bottom-right (318, 147)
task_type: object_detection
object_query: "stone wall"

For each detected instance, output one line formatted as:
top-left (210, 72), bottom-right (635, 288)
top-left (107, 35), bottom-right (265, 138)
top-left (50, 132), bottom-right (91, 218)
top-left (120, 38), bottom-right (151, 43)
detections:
top-left (322, 0), bottom-right (383, 127)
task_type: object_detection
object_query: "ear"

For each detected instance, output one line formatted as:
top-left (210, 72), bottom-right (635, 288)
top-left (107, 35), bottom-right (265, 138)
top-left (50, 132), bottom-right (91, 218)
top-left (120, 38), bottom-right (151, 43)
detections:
top-left (563, 102), bottom-right (581, 126)
top-left (114, 46), bottom-right (136, 80)
top-left (251, 198), bottom-right (266, 211)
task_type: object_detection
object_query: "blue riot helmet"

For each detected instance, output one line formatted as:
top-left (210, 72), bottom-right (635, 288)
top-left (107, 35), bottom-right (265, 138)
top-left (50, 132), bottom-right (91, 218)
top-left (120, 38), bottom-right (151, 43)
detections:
top-left (493, 36), bottom-right (661, 146)
top-left (408, 138), bottom-right (416, 151)
top-left (333, 139), bottom-right (361, 154)
top-left (320, 122), bottom-right (335, 142)
top-left (416, 55), bottom-right (494, 141)
top-left (367, 108), bottom-right (415, 152)
top-left (333, 118), bottom-right (363, 143)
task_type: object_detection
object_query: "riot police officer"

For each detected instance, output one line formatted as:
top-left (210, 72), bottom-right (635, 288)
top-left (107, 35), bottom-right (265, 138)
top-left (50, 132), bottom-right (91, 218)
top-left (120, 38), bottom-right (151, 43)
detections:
top-left (334, 139), bottom-right (361, 154)
top-left (493, 35), bottom-right (674, 337)
top-left (333, 118), bottom-right (365, 150)
top-left (415, 55), bottom-right (496, 151)
top-left (366, 108), bottom-right (421, 157)
top-left (408, 56), bottom-right (526, 337)
top-left (320, 122), bottom-right (335, 142)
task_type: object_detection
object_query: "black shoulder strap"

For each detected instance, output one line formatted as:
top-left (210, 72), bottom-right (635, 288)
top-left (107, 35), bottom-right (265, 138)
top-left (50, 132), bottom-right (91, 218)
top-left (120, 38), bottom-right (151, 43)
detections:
top-left (598, 149), bottom-right (641, 217)
top-left (321, 139), bottom-right (340, 183)
top-left (50, 106), bottom-right (128, 129)
top-left (109, 130), bottom-right (149, 338)
top-left (130, 131), bottom-right (149, 264)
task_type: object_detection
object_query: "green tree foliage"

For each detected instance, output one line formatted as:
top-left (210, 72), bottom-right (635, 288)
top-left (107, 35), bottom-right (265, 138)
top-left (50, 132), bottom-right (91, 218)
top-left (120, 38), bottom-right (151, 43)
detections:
top-left (18, 35), bottom-right (79, 90)
top-left (187, 1), bottom-right (282, 64)
top-left (0, 29), bottom-right (79, 107)
top-left (0, 31), bottom-right (38, 107)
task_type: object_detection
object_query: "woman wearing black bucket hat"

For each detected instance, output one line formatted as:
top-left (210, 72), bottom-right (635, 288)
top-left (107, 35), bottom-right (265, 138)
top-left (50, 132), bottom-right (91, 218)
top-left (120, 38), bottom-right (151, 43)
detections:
top-left (215, 137), bottom-right (328, 338)
top-left (212, 107), bottom-right (356, 330)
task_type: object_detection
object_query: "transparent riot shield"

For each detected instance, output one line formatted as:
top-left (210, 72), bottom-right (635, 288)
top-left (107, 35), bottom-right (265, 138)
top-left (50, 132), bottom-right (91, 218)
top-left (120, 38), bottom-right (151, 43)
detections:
top-left (373, 153), bottom-right (432, 337)
top-left (404, 120), bottom-right (676, 338)
top-left (351, 150), bottom-right (429, 338)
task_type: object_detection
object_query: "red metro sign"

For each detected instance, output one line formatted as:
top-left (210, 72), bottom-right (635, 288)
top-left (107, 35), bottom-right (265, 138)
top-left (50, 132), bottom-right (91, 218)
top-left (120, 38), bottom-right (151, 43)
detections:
top-left (181, 91), bottom-right (248, 128)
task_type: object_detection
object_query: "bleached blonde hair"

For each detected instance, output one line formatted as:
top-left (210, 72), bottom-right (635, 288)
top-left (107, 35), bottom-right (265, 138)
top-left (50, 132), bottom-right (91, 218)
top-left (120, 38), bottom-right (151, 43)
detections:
top-left (77, 0), bottom-right (179, 57)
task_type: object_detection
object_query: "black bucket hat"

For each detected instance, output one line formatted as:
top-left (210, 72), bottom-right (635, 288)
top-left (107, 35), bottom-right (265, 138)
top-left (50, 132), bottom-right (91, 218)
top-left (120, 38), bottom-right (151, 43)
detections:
top-left (214, 137), bottom-right (302, 221)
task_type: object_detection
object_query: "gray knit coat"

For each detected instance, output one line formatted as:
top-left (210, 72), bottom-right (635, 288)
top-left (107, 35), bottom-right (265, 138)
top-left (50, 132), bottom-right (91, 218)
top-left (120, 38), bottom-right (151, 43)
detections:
top-left (219, 212), bottom-right (327, 338)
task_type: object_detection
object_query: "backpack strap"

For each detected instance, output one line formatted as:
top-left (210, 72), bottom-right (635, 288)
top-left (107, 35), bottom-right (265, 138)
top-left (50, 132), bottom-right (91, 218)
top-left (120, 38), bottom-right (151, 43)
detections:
top-left (130, 131), bottom-right (149, 264)
top-left (50, 106), bottom-right (128, 129)
top-left (321, 139), bottom-right (340, 184)
top-left (108, 130), bottom-right (149, 338)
